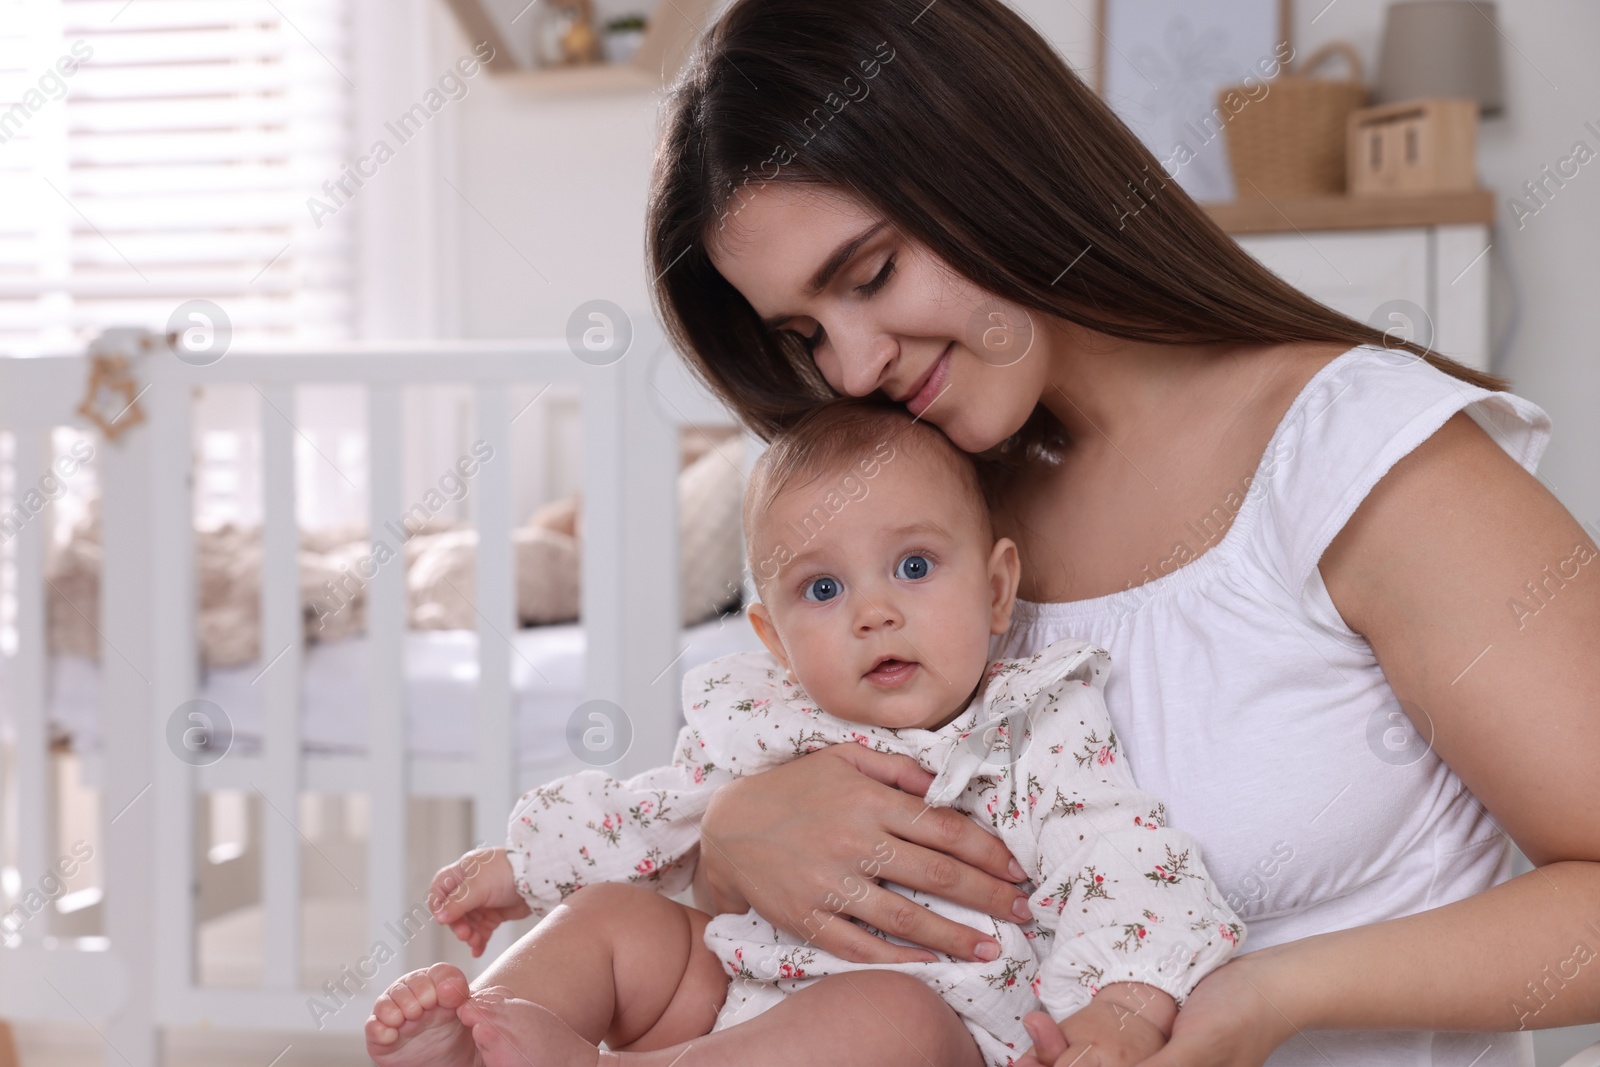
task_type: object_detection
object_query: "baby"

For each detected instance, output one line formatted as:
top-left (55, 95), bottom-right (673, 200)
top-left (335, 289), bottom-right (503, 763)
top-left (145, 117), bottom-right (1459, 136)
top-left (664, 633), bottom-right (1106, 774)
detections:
top-left (365, 397), bottom-right (1244, 1067)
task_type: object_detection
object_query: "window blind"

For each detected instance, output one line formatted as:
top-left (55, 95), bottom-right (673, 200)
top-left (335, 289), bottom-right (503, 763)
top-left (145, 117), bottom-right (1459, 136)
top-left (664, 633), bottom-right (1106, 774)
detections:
top-left (0, 0), bottom-right (354, 355)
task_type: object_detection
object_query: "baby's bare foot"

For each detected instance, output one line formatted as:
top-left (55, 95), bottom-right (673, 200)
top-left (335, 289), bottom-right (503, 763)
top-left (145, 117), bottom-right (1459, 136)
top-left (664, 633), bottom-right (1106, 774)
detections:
top-left (365, 963), bottom-right (480, 1067)
top-left (459, 987), bottom-right (602, 1067)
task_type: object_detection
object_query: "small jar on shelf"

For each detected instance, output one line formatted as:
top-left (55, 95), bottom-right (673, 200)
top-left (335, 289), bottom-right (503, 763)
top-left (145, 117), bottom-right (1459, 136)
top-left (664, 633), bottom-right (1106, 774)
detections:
top-left (601, 13), bottom-right (648, 64)
top-left (530, 0), bottom-right (602, 68)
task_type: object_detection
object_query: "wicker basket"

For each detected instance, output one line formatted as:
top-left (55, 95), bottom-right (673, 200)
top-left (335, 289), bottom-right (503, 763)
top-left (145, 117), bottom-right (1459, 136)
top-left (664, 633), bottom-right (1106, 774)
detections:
top-left (1221, 42), bottom-right (1367, 198)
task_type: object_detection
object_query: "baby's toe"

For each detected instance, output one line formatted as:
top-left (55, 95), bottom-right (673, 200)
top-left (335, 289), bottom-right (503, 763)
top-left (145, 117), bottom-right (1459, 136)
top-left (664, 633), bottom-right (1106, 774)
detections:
top-left (371, 992), bottom-right (406, 1031)
top-left (364, 1013), bottom-right (400, 1047)
top-left (374, 985), bottom-right (412, 1023)
top-left (384, 981), bottom-right (424, 1021)
top-left (400, 969), bottom-right (442, 1013)
top-left (469, 1016), bottom-right (505, 1051)
top-left (456, 986), bottom-right (515, 1029)
top-left (428, 963), bottom-right (472, 1009)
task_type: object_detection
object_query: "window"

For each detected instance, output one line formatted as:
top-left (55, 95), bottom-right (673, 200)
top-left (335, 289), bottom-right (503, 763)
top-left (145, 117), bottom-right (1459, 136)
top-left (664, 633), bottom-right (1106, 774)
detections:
top-left (0, 0), bottom-right (354, 355)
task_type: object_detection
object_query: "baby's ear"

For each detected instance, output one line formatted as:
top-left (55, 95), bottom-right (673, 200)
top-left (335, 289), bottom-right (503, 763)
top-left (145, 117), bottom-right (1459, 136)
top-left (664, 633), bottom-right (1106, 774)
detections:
top-left (746, 601), bottom-right (793, 671)
top-left (988, 536), bottom-right (1022, 634)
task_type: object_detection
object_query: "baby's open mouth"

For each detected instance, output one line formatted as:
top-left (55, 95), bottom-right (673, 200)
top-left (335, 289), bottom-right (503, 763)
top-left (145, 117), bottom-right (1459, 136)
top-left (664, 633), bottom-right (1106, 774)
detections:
top-left (864, 657), bottom-right (918, 685)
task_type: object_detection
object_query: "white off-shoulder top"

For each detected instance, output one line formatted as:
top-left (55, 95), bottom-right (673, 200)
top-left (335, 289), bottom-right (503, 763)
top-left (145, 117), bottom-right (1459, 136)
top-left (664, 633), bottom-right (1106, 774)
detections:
top-left (992, 343), bottom-right (1553, 1066)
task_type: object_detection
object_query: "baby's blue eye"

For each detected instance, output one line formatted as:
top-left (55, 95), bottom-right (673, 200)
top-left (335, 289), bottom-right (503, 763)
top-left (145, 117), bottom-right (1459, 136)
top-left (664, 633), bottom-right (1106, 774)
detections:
top-left (895, 555), bottom-right (931, 580)
top-left (804, 576), bottom-right (841, 602)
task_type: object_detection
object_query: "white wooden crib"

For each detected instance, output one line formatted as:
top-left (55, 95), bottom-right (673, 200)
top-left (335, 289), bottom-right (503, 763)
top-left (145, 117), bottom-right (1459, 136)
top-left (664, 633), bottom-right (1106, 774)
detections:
top-left (0, 318), bottom-right (749, 1064)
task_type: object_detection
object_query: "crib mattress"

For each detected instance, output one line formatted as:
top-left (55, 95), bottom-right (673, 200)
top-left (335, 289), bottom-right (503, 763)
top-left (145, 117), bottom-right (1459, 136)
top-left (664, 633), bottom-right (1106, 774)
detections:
top-left (19, 613), bottom-right (765, 765)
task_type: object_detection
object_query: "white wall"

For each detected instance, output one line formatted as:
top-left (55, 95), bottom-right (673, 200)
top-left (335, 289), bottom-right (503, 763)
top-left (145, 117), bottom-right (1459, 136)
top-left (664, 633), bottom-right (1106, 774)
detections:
top-left (428, 6), bottom-right (666, 338)
top-left (429, 1), bottom-right (1097, 337)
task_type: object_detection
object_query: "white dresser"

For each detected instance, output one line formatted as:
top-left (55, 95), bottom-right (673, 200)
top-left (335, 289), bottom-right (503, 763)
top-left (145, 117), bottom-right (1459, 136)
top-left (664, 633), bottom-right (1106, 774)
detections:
top-left (1203, 191), bottom-right (1496, 373)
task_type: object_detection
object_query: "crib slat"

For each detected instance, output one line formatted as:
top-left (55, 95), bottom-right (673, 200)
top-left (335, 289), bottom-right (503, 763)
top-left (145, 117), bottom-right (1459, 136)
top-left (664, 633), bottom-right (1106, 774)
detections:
top-left (471, 388), bottom-right (515, 865)
top-left (623, 326), bottom-right (683, 774)
top-left (9, 428), bottom-right (50, 938)
top-left (581, 363), bottom-right (624, 721)
top-left (366, 384), bottom-right (407, 988)
top-left (142, 366), bottom-right (195, 1064)
top-left (580, 322), bottom-right (680, 779)
top-left (259, 382), bottom-right (303, 989)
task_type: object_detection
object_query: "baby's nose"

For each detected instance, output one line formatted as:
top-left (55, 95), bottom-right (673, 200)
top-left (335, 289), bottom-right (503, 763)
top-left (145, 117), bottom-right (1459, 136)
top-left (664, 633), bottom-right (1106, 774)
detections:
top-left (854, 600), bottom-right (902, 632)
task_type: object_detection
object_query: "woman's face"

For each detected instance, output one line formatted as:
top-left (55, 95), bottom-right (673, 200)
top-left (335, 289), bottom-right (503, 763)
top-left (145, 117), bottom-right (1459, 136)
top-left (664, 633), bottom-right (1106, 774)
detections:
top-left (706, 184), bottom-right (1055, 453)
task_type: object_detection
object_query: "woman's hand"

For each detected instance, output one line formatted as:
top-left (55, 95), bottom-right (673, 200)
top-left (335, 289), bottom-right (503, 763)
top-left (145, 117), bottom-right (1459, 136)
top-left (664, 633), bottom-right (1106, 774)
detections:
top-left (694, 742), bottom-right (1034, 963)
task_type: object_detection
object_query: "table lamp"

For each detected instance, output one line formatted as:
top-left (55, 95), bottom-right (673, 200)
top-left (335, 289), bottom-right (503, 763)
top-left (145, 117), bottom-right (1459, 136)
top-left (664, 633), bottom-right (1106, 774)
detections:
top-left (1374, 0), bottom-right (1505, 116)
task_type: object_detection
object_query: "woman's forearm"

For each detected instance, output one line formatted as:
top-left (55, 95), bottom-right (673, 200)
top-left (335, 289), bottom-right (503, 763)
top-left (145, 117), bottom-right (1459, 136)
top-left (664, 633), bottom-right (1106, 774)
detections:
top-left (690, 839), bottom-right (750, 916)
top-left (693, 782), bottom-right (755, 916)
top-left (1249, 860), bottom-right (1600, 1033)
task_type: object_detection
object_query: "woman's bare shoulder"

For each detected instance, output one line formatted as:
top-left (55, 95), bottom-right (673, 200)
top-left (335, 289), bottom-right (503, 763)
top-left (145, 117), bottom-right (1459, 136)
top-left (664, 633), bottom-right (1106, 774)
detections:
top-left (1317, 407), bottom-right (1570, 638)
top-left (1319, 407), bottom-right (1600, 862)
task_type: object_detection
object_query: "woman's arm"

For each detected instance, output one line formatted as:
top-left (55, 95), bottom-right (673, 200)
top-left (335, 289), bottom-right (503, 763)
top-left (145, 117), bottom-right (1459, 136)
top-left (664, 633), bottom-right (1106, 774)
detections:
top-left (691, 742), bottom-right (1038, 964)
top-left (1139, 411), bottom-right (1600, 1064)
top-left (1250, 860), bottom-right (1600, 1031)
top-left (1326, 413), bottom-right (1600, 868)
top-left (1140, 861), bottom-right (1600, 1067)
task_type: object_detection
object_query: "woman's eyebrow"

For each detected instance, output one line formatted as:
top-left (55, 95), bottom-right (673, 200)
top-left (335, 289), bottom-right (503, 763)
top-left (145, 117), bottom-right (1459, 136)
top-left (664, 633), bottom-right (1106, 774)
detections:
top-left (759, 221), bottom-right (887, 329)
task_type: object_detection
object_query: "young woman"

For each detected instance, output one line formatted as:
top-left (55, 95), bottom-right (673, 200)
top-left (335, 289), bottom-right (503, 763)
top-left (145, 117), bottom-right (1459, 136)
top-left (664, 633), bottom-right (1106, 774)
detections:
top-left (636, 0), bottom-right (1600, 1063)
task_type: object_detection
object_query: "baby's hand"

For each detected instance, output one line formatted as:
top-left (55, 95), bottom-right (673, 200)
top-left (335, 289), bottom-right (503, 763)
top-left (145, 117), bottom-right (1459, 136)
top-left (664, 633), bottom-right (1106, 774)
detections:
top-left (428, 847), bottom-right (531, 957)
top-left (1016, 983), bottom-right (1176, 1067)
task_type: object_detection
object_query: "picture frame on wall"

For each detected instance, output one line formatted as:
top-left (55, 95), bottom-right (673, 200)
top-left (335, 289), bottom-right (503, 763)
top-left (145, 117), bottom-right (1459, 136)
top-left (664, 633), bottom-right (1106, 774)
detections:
top-left (1095, 0), bottom-right (1293, 203)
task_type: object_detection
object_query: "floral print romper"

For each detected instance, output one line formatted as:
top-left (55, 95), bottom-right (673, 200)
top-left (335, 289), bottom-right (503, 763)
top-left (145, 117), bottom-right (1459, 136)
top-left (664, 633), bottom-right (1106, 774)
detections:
top-left (505, 637), bottom-right (1244, 1066)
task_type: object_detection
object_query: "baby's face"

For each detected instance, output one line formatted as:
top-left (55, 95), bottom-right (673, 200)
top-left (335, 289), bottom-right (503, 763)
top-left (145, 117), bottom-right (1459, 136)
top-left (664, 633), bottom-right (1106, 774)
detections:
top-left (746, 444), bottom-right (1019, 731)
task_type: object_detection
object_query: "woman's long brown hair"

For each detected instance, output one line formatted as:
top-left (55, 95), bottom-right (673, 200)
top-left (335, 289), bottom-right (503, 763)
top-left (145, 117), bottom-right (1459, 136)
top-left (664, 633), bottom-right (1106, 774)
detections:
top-left (645, 0), bottom-right (1504, 475)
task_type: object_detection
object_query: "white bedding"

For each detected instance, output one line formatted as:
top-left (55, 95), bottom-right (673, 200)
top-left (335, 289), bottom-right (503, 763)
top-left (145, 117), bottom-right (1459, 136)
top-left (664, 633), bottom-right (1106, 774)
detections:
top-left (22, 612), bottom-right (765, 765)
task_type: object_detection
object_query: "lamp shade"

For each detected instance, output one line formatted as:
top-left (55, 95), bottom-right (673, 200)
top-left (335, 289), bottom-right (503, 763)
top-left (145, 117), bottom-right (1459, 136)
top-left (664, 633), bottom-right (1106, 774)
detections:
top-left (1375, 1), bottom-right (1505, 115)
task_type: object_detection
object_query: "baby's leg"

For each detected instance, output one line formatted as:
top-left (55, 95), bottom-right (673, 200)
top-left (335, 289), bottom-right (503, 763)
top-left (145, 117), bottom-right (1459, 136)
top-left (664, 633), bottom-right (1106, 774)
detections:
top-left (476, 880), bottom-right (729, 1049)
top-left (367, 882), bottom-right (727, 1067)
top-left (464, 969), bottom-right (987, 1067)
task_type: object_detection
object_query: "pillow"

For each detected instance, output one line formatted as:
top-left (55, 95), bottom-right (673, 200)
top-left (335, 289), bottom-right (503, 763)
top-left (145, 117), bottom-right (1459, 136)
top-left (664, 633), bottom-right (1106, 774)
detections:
top-left (406, 432), bottom-right (747, 630)
top-left (677, 434), bottom-right (746, 625)
top-left (407, 526), bottom-right (582, 631)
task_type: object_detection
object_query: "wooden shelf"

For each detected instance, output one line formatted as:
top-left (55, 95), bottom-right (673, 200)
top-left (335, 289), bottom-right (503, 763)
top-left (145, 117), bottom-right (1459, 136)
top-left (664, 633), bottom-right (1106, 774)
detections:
top-left (498, 61), bottom-right (658, 95)
top-left (443, 0), bottom-right (717, 91)
top-left (1201, 189), bottom-right (1495, 235)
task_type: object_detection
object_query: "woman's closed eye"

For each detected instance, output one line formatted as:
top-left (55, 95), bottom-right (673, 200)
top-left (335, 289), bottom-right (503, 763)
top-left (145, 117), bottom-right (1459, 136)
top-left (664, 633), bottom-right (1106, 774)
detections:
top-left (894, 554), bottom-right (932, 581)
top-left (779, 255), bottom-right (895, 356)
top-left (856, 254), bottom-right (895, 297)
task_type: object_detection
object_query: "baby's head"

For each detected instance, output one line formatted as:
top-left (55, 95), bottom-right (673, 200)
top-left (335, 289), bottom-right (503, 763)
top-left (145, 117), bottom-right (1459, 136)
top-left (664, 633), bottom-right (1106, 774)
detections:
top-left (744, 398), bottom-right (1020, 732)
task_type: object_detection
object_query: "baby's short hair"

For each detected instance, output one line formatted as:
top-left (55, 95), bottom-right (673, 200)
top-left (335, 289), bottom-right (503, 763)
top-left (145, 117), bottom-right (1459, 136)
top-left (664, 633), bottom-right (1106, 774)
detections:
top-left (742, 397), bottom-right (993, 587)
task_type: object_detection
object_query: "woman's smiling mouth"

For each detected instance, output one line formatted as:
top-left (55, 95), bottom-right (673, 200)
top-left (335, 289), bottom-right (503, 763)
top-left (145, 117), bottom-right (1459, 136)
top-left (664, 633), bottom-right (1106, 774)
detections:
top-left (903, 343), bottom-right (953, 417)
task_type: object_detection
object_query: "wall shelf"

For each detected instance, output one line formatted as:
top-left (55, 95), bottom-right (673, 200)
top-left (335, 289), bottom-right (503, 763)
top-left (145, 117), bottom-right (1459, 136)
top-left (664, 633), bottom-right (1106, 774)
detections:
top-left (442, 0), bottom-right (719, 91)
top-left (497, 61), bottom-right (658, 95)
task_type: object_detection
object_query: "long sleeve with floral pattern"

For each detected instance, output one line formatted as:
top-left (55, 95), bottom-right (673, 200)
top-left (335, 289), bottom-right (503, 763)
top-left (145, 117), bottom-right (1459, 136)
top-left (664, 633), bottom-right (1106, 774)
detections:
top-left (504, 721), bottom-right (735, 920)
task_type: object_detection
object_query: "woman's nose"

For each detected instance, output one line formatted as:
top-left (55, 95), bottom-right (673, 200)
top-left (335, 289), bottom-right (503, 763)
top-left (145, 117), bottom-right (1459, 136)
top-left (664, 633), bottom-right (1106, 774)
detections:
top-left (831, 322), bottom-right (897, 397)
